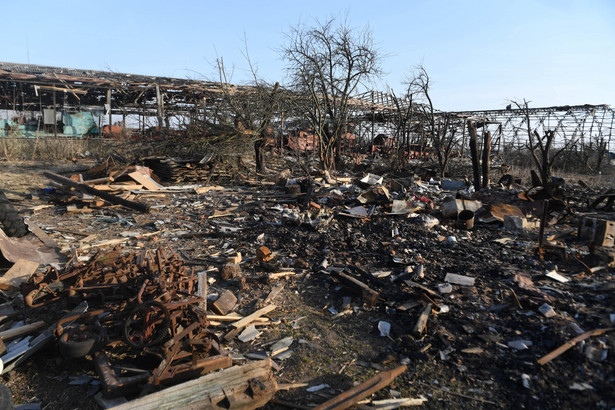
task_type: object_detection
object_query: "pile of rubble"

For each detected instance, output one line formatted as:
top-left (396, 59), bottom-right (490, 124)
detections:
top-left (0, 157), bottom-right (613, 408)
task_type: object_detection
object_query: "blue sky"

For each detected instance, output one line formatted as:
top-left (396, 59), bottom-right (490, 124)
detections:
top-left (1, 0), bottom-right (613, 111)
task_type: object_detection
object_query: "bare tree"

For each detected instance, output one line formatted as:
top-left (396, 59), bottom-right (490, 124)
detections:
top-left (407, 66), bottom-right (459, 177)
top-left (282, 17), bottom-right (382, 171)
top-left (188, 58), bottom-right (281, 172)
top-left (388, 89), bottom-right (415, 168)
top-left (515, 100), bottom-right (577, 185)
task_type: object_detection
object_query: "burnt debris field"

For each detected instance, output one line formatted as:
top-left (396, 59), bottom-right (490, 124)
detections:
top-left (0, 152), bottom-right (613, 409)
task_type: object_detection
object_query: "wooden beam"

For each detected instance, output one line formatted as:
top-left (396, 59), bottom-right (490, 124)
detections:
top-left (128, 172), bottom-right (163, 191)
top-left (37, 85), bottom-right (88, 94)
top-left (231, 305), bottom-right (277, 329)
top-left (333, 271), bottom-right (379, 306)
top-left (224, 305), bottom-right (277, 341)
top-left (314, 365), bottom-right (407, 410)
top-left (0, 321), bottom-right (46, 341)
top-left (413, 303), bottom-right (432, 335)
top-left (110, 359), bottom-right (277, 410)
top-left (43, 171), bottom-right (149, 213)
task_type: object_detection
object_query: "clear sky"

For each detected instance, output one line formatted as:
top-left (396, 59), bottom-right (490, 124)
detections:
top-left (1, 0), bottom-right (613, 111)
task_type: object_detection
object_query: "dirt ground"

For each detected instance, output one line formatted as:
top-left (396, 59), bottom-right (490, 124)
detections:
top-left (0, 157), bottom-right (614, 409)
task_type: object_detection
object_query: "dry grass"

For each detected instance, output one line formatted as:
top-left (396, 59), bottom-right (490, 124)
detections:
top-left (0, 137), bottom-right (119, 161)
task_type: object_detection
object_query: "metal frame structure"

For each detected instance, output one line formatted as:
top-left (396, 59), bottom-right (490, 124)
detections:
top-left (449, 104), bottom-right (615, 153)
top-left (0, 61), bottom-right (612, 160)
top-left (0, 61), bottom-right (255, 138)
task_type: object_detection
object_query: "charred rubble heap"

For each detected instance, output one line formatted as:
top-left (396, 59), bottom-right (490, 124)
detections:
top-left (0, 156), bottom-right (613, 409)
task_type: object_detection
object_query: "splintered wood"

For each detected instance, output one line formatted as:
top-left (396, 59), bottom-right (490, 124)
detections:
top-left (224, 305), bottom-right (277, 341)
top-left (110, 359), bottom-right (278, 410)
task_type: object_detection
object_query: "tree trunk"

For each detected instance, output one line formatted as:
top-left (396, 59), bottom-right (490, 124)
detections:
top-left (334, 134), bottom-right (342, 169)
top-left (468, 121), bottom-right (481, 189)
top-left (254, 138), bottom-right (265, 172)
top-left (596, 138), bottom-right (606, 173)
top-left (481, 130), bottom-right (491, 189)
top-left (437, 151), bottom-right (446, 178)
top-left (541, 130), bottom-right (554, 185)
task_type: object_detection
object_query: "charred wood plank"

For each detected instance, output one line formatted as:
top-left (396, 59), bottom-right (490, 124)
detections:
top-left (314, 365), bottom-right (407, 410)
top-left (332, 271), bottom-right (379, 306)
top-left (43, 171), bottom-right (149, 213)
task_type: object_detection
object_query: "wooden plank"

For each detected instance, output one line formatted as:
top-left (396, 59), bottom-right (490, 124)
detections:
top-left (537, 328), bottom-right (614, 365)
top-left (194, 186), bottom-right (224, 194)
top-left (413, 303), bottom-right (432, 335)
top-left (404, 280), bottom-right (439, 297)
top-left (43, 171), bottom-right (149, 213)
top-left (75, 230), bottom-right (174, 251)
top-left (128, 172), bottom-right (163, 191)
top-left (231, 305), bottom-right (277, 329)
top-left (0, 321), bottom-right (46, 341)
top-left (26, 223), bottom-right (60, 248)
top-left (262, 285), bottom-right (284, 307)
top-left (67, 205), bottom-right (93, 213)
top-left (0, 259), bottom-right (39, 289)
top-left (314, 365), bottom-right (407, 410)
top-left (80, 234), bottom-right (98, 244)
top-left (93, 184), bottom-right (143, 191)
top-left (110, 359), bottom-right (277, 410)
top-left (206, 313), bottom-right (245, 321)
top-left (268, 272), bottom-right (295, 280)
top-left (83, 176), bottom-right (115, 185)
top-left (209, 318), bottom-right (269, 327)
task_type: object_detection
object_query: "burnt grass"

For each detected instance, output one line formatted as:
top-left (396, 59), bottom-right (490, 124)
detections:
top-left (1, 159), bottom-right (614, 409)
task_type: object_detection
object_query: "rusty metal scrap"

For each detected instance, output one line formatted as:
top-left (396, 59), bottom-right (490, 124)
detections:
top-left (17, 245), bottom-right (230, 398)
top-left (94, 351), bottom-right (151, 398)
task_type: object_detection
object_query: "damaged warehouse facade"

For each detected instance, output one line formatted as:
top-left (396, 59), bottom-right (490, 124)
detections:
top-left (0, 61), bottom-right (614, 409)
top-left (1, 62), bottom-right (614, 169)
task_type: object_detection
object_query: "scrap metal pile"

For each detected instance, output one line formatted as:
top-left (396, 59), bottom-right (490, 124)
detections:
top-left (14, 247), bottom-right (276, 406)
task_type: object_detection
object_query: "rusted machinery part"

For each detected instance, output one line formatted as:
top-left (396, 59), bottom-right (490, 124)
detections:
top-left (55, 309), bottom-right (109, 337)
top-left (59, 324), bottom-right (108, 359)
top-left (24, 283), bottom-right (64, 308)
top-left (123, 301), bottom-right (171, 349)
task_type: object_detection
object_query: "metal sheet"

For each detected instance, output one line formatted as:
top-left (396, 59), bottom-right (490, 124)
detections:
top-left (43, 109), bottom-right (55, 125)
top-left (0, 230), bottom-right (65, 264)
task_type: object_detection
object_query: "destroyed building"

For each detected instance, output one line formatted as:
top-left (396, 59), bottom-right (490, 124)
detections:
top-left (0, 62), bottom-right (614, 409)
